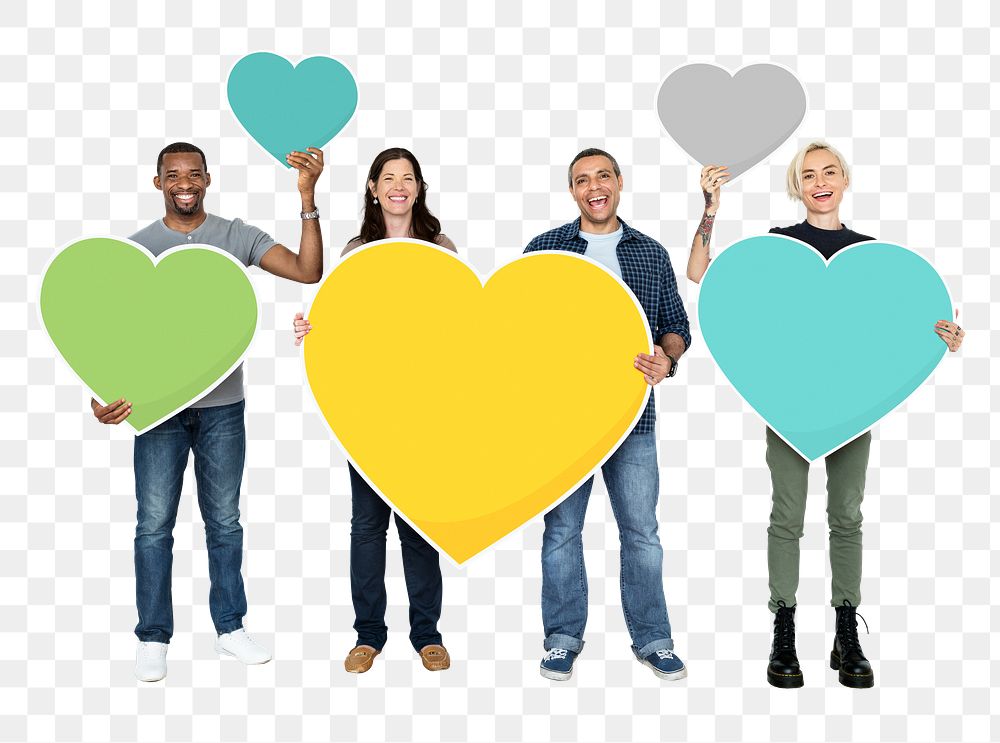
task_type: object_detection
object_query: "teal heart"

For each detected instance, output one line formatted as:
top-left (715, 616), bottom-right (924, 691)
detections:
top-left (698, 235), bottom-right (951, 460)
top-left (227, 52), bottom-right (358, 166)
top-left (40, 238), bottom-right (259, 434)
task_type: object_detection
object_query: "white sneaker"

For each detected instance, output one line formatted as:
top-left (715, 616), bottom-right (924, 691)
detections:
top-left (215, 628), bottom-right (272, 665)
top-left (135, 641), bottom-right (168, 682)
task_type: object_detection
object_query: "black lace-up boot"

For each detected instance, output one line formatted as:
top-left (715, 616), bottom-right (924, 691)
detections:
top-left (830, 600), bottom-right (874, 688)
top-left (767, 601), bottom-right (803, 688)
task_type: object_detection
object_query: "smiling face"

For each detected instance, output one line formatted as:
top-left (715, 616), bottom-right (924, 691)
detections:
top-left (800, 148), bottom-right (848, 219)
top-left (570, 155), bottom-right (623, 232)
top-left (369, 158), bottom-right (419, 217)
top-left (155, 152), bottom-right (210, 218)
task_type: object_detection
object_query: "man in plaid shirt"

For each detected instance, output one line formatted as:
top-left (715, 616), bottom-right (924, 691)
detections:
top-left (526, 148), bottom-right (691, 682)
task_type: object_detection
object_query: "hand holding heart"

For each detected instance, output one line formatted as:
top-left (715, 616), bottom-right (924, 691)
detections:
top-left (633, 346), bottom-right (672, 386)
top-left (286, 147), bottom-right (325, 196)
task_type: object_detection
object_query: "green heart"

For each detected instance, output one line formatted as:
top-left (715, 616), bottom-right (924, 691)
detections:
top-left (40, 237), bottom-right (258, 433)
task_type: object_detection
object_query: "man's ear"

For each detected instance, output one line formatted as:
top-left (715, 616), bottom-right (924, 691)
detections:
top-left (618, 175), bottom-right (624, 192)
top-left (153, 174), bottom-right (162, 191)
top-left (205, 171), bottom-right (211, 188)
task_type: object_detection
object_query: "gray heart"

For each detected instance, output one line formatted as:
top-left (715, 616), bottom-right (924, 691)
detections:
top-left (656, 63), bottom-right (807, 181)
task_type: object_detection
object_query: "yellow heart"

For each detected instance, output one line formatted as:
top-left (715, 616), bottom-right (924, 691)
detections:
top-left (304, 240), bottom-right (651, 564)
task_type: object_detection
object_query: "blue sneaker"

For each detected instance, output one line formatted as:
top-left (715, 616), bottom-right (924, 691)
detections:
top-left (637, 648), bottom-right (688, 680)
top-left (539, 647), bottom-right (578, 681)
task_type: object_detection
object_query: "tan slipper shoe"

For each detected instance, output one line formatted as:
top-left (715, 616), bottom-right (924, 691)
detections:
top-left (344, 645), bottom-right (380, 673)
top-left (419, 644), bottom-right (451, 671)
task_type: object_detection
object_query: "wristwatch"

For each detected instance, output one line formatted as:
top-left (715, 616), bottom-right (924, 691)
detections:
top-left (300, 209), bottom-right (320, 220)
top-left (665, 354), bottom-right (678, 378)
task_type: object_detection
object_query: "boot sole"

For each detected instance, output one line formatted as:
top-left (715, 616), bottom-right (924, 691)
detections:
top-left (830, 653), bottom-right (874, 688)
top-left (766, 667), bottom-right (803, 688)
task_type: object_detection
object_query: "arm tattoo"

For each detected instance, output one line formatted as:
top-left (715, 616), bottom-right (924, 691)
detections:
top-left (703, 189), bottom-right (713, 209)
top-left (697, 211), bottom-right (716, 249)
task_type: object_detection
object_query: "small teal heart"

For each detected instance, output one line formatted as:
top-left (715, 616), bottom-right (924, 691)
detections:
top-left (227, 52), bottom-right (358, 166)
top-left (698, 235), bottom-right (951, 460)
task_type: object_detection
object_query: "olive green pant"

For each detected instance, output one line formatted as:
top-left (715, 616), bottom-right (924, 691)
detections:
top-left (765, 428), bottom-right (871, 613)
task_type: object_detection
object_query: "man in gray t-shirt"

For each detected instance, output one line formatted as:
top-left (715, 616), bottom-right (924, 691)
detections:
top-left (90, 141), bottom-right (326, 682)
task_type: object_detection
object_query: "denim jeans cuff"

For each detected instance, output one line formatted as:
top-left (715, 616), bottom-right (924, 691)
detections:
top-left (215, 622), bottom-right (244, 636)
top-left (634, 637), bottom-right (674, 658)
top-left (544, 633), bottom-right (584, 653)
top-left (136, 632), bottom-right (171, 644)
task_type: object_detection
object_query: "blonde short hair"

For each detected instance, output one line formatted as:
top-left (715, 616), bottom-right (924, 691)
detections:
top-left (786, 141), bottom-right (851, 201)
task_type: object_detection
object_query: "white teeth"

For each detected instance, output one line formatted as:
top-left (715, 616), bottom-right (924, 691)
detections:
top-left (588, 196), bottom-right (607, 203)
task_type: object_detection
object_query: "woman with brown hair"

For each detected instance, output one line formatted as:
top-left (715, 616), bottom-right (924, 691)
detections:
top-left (295, 148), bottom-right (454, 674)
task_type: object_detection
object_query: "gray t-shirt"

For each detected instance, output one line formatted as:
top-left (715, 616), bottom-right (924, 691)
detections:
top-left (129, 213), bottom-right (277, 407)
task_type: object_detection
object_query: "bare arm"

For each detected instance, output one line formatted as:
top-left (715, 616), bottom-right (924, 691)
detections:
top-left (259, 147), bottom-right (325, 284)
top-left (687, 165), bottom-right (728, 284)
top-left (658, 332), bottom-right (687, 366)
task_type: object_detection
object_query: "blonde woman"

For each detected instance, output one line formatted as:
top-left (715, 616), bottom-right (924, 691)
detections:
top-left (688, 141), bottom-right (964, 688)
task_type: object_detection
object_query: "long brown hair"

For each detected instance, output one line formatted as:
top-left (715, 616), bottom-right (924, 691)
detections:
top-left (353, 148), bottom-right (442, 245)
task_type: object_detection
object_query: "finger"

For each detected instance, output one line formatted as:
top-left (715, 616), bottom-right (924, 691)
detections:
top-left (95, 398), bottom-right (126, 417)
top-left (294, 312), bottom-right (303, 321)
top-left (286, 152), bottom-right (316, 167)
top-left (286, 156), bottom-right (314, 171)
top-left (109, 404), bottom-right (132, 424)
top-left (701, 165), bottom-right (718, 176)
top-left (100, 402), bottom-right (131, 423)
top-left (634, 358), bottom-right (665, 375)
top-left (955, 308), bottom-right (959, 321)
top-left (934, 330), bottom-right (955, 345)
top-left (635, 353), bottom-right (666, 367)
top-left (306, 147), bottom-right (324, 165)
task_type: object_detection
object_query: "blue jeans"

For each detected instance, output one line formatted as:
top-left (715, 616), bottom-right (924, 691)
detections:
top-left (349, 465), bottom-right (443, 652)
top-left (541, 431), bottom-right (674, 658)
top-left (133, 400), bottom-right (247, 643)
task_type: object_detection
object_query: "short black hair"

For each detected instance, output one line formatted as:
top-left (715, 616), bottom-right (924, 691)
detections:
top-left (157, 142), bottom-right (208, 174)
top-left (568, 148), bottom-right (621, 186)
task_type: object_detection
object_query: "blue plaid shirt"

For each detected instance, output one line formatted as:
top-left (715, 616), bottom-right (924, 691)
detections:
top-left (524, 217), bottom-right (691, 433)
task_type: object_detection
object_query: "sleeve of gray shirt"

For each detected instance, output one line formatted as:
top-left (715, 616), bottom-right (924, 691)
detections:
top-left (233, 218), bottom-right (278, 267)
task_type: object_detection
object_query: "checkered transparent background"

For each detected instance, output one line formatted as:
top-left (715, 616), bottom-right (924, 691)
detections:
top-left (1, 1), bottom-right (996, 741)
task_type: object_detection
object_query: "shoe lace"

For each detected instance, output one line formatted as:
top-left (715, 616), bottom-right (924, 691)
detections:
top-left (655, 649), bottom-right (676, 660)
top-left (774, 601), bottom-right (796, 651)
top-left (544, 648), bottom-right (568, 661)
top-left (836, 600), bottom-right (869, 653)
